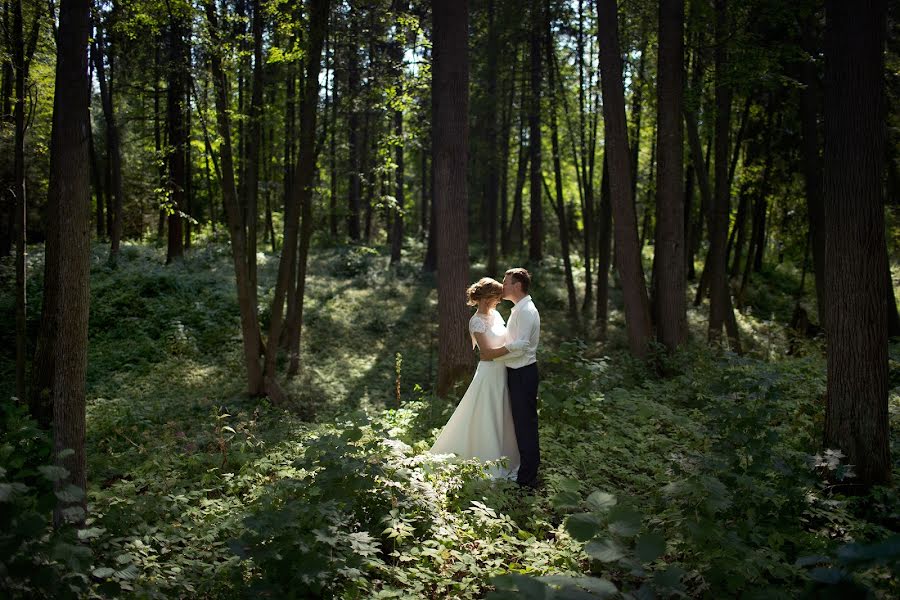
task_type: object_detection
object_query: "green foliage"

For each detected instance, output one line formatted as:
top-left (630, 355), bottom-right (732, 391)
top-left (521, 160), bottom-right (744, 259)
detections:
top-left (0, 401), bottom-right (91, 599)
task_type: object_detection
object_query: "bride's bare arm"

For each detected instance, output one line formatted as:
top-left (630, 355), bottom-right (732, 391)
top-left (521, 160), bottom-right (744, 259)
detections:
top-left (472, 331), bottom-right (510, 361)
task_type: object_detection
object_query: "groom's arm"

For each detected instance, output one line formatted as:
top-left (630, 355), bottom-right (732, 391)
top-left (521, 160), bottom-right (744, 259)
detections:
top-left (473, 332), bottom-right (513, 360)
top-left (495, 312), bottom-right (535, 362)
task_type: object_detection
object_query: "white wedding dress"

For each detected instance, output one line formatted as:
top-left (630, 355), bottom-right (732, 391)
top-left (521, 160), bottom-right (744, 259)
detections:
top-left (429, 309), bottom-right (520, 479)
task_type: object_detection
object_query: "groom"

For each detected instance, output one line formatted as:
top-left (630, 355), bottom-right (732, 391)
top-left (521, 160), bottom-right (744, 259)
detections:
top-left (497, 268), bottom-right (541, 488)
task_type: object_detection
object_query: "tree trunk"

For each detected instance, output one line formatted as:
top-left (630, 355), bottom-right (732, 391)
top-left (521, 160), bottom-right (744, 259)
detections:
top-left (482, 0), bottom-right (499, 274)
top-left (49, 0), bottom-right (91, 527)
top-left (433, 0), bottom-right (472, 396)
top-left (166, 10), bottom-right (187, 264)
top-left (653, 0), bottom-right (687, 351)
top-left (577, 0), bottom-right (594, 312)
top-left (707, 0), bottom-right (740, 351)
top-left (823, 0), bottom-right (890, 488)
top-left (273, 0), bottom-right (329, 386)
top-left (498, 50), bottom-right (514, 256)
top-left (508, 75), bottom-right (528, 254)
top-left (92, 16), bottom-right (125, 262)
top-left (629, 17), bottom-right (649, 201)
top-left (798, 14), bottom-right (828, 331)
top-left (527, 0), bottom-right (543, 263)
top-left (329, 41), bottom-right (339, 238)
top-left (346, 37), bottom-right (361, 241)
top-left (596, 156), bottom-right (612, 340)
top-left (88, 118), bottom-right (105, 239)
top-left (728, 182), bottom-right (750, 277)
top-left (596, 0), bottom-right (652, 358)
top-left (203, 0), bottom-right (264, 395)
top-left (242, 0), bottom-right (264, 288)
top-left (390, 4), bottom-right (406, 265)
top-left (12, 0), bottom-right (27, 403)
top-left (547, 34), bottom-right (577, 323)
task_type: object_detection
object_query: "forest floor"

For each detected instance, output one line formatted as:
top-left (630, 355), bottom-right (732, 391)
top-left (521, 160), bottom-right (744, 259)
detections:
top-left (1, 238), bottom-right (898, 599)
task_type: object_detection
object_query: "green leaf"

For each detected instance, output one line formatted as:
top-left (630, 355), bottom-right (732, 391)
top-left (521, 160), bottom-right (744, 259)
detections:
top-left (556, 478), bottom-right (582, 493)
top-left (490, 574), bottom-right (550, 599)
top-left (115, 564), bottom-right (140, 580)
top-left (565, 513), bottom-right (603, 542)
top-left (607, 506), bottom-right (642, 537)
top-left (585, 539), bottom-right (625, 562)
top-left (586, 491), bottom-right (617, 512)
top-left (55, 483), bottom-right (85, 503)
top-left (552, 491), bottom-right (582, 509)
top-left (0, 481), bottom-right (28, 501)
top-left (807, 567), bottom-right (847, 585)
top-left (92, 567), bottom-right (116, 578)
top-left (78, 527), bottom-right (105, 541)
top-left (653, 566), bottom-right (685, 590)
top-left (38, 465), bottom-right (69, 482)
top-left (635, 532), bottom-right (666, 563)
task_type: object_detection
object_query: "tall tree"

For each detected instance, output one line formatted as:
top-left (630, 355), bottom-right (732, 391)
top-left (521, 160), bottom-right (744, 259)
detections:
top-left (92, 10), bottom-right (124, 262)
top-left (244, 0), bottom-right (264, 287)
top-left (47, 0), bottom-right (92, 526)
top-left (823, 0), bottom-right (890, 488)
top-left (596, 0), bottom-right (652, 357)
top-left (269, 0), bottom-right (329, 385)
top-left (653, 0), bottom-right (687, 350)
top-left (390, 0), bottom-right (406, 265)
top-left (433, 0), bottom-right (471, 396)
top-left (527, 0), bottom-right (543, 263)
top-left (204, 0), bottom-right (264, 394)
top-left (166, 4), bottom-right (188, 263)
top-left (706, 0), bottom-right (740, 350)
top-left (11, 0), bottom-right (39, 404)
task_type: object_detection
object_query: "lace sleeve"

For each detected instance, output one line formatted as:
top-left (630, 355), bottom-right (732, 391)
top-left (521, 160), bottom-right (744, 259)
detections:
top-left (468, 314), bottom-right (487, 335)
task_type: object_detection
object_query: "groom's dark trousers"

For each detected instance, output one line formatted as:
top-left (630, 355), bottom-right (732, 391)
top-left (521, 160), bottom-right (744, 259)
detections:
top-left (507, 362), bottom-right (540, 485)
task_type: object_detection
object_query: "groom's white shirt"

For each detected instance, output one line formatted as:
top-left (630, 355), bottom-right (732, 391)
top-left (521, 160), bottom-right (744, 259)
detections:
top-left (497, 294), bottom-right (540, 369)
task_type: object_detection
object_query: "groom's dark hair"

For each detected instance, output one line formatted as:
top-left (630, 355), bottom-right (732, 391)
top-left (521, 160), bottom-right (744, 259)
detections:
top-left (505, 268), bottom-right (531, 293)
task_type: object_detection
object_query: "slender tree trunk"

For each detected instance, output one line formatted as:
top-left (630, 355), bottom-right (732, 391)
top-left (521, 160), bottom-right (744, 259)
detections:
top-left (799, 14), bottom-right (828, 330)
top-left (242, 0), bottom-right (264, 288)
top-left (203, 0), bottom-right (264, 395)
top-left (823, 0), bottom-right (890, 488)
top-left (527, 0), bottom-right (543, 263)
top-left (654, 0), bottom-right (687, 351)
top-left (547, 35), bottom-right (577, 323)
top-left (433, 0), bottom-right (471, 395)
top-left (166, 11), bottom-right (187, 263)
top-left (499, 52), bottom-right (513, 256)
top-left (629, 18), bottom-right (648, 201)
top-left (482, 0), bottom-right (499, 274)
top-left (707, 0), bottom-right (740, 351)
top-left (88, 118), bottom-right (105, 239)
top-left (346, 38), bottom-right (361, 241)
top-left (728, 182), bottom-right (750, 277)
top-left (596, 156), bottom-right (612, 340)
top-left (49, 0), bottom-right (91, 526)
top-left (596, 0), bottom-right (652, 357)
top-left (577, 0), bottom-right (594, 312)
top-left (12, 0), bottom-right (28, 404)
top-left (272, 0), bottom-right (329, 386)
top-left (390, 3), bottom-right (406, 265)
top-left (508, 84), bottom-right (528, 254)
top-left (92, 17), bottom-right (124, 262)
top-left (329, 43), bottom-right (339, 238)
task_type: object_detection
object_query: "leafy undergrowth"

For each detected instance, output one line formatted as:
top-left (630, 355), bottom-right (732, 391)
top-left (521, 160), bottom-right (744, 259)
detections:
top-left (1, 241), bottom-right (899, 598)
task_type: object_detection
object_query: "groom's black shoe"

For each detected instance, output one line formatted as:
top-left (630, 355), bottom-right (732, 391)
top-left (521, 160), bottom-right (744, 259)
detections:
top-left (516, 475), bottom-right (543, 491)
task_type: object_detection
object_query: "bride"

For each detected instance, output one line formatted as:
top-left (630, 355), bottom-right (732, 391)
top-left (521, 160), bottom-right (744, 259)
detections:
top-left (429, 277), bottom-right (525, 479)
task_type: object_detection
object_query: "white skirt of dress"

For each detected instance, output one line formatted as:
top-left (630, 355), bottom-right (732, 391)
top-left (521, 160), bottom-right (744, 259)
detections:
top-left (429, 360), bottom-right (520, 480)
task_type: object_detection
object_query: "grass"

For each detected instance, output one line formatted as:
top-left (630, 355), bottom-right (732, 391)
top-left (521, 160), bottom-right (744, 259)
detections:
top-left (1, 237), bottom-right (898, 598)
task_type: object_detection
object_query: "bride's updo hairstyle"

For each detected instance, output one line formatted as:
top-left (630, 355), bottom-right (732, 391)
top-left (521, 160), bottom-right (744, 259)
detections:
top-left (466, 277), bottom-right (503, 306)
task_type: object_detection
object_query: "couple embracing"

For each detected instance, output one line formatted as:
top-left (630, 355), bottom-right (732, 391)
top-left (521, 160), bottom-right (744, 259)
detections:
top-left (430, 268), bottom-right (541, 489)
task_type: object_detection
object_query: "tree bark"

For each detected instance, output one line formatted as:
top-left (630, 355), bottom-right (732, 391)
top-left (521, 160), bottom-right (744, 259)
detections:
top-left (798, 13), bottom-right (828, 330)
top-left (203, 0), bottom-right (264, 395)
top-left (527, 0), bottom-right (543, 263)
top-left (49, 0), bottom-right (91, 526)
top-left (12, 0), bottom-right (27, 403)
top-left (481, 0), bottom-right (499, 275)
top-left (346, 35), bottom-right (361, 241)
top-left (596, 0), bottom-right (652, 357)
top-left (390, 2), bottom-right (406, 265)
top-left (546, 34), bottom-right (577, 323)
top-left (243, 0), bottom-right (264, 287)
top-left (707, 0), bottom-right (740, 351)
top-left (823, 0), bottom-right (890, 488)
top-left (596, 156), bottom-right (612, 340)
top-left (92, 15), bottom-right (124, 262)
top-left (166, 9), bottom-right (187, 264)
top-left (433, 0), bottom-right (472, 396)
top-left (654, 0), bottom-right (687, 351)
top-left (273, 0), bottom-right (329, 385)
